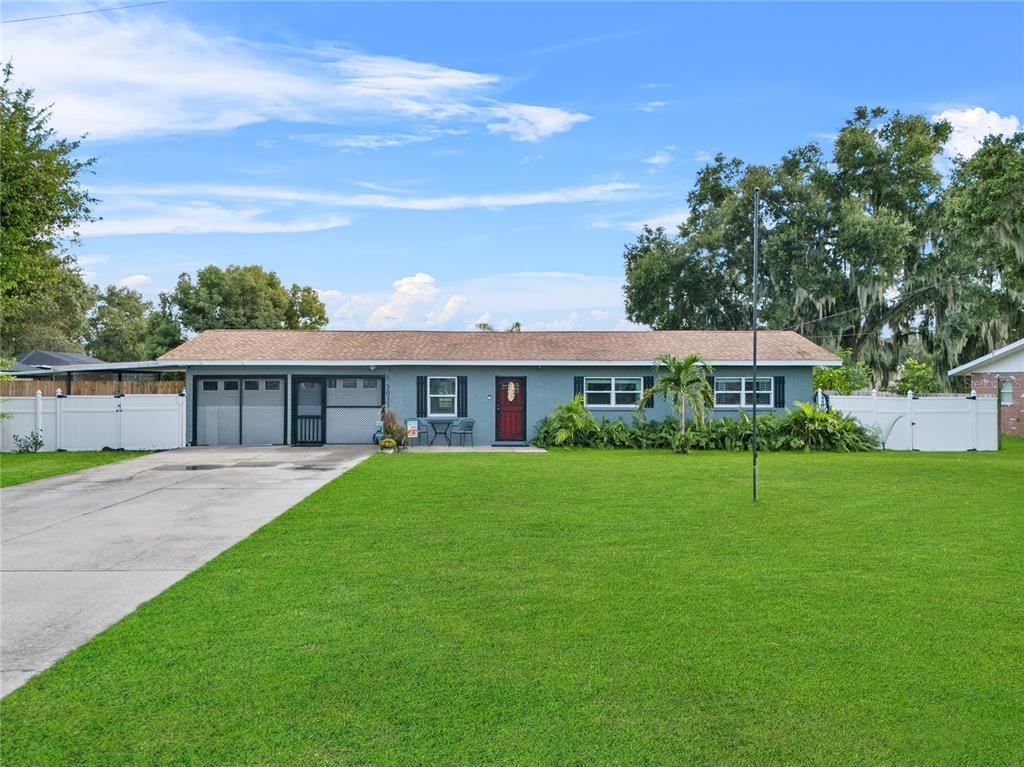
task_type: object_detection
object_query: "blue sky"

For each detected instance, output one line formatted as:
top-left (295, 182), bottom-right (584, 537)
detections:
top-left (5, 1), bottom-right (1023, 330)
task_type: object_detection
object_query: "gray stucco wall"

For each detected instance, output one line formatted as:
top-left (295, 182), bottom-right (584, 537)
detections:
top-left (185, 364), bottom-right (814, 446)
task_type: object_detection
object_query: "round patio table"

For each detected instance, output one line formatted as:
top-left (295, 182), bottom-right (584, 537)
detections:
top-left (428, 419), bottom-right (456, 446)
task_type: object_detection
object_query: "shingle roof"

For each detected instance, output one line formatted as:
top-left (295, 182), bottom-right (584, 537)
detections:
top-left (16, 350), bottom-right (106, 367)
top-left (160, 330), bottom-right (838, 364)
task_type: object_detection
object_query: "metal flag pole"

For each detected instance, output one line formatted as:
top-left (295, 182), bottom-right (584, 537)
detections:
top-left (752, 187), bottom-right (760, 502)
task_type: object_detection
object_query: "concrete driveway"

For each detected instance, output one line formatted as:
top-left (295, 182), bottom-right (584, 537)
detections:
top-left (0, 445), bottom-right (373, 696)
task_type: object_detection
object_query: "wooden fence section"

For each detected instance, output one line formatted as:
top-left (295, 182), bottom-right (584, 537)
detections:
top-left (0, 380), bottom-right (185, 396)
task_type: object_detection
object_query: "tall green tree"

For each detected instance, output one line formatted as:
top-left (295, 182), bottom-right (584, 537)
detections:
top-left (0, 64), bottom-right (96, 356)
top-left (636, 353), bottom-right (715, 433)
top-left (84, 286), bottom-right (150, 362)
top-left (167, 265), bottom-right (327, 334)
top-left (143, 295), bottom-right (184, 359)
top-left (921, 133), bottom-right (1024, 371)
top-left (624, 106), bottom-right (955, 383)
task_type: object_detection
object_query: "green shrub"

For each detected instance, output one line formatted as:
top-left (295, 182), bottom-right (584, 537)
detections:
top-left (813, 348), bottom-right (872, 394)
top-left (888, 357), bottom-right (939, 395)
top-left (533, 395), bottom-right (600, 446)
top-left (378, 438), bottom-right (397, 450)
top-left (533, 400), bottom-right (877, 452)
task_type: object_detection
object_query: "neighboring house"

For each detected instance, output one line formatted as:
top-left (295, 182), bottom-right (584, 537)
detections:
top-left (3, 350), bottom-right (106, 373)
top-left (149, 329), bottom-right (838, 447)
top-left (949, 337), bottom-right (1024, 438)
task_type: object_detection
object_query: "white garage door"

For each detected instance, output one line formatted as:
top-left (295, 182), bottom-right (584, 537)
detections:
top-left (195, 377), bottom-right (285, 446)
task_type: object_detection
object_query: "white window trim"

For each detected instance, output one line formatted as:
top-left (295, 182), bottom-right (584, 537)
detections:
top-left (714, 376), bottom-right (774, 409)
top-left (583, 376), bottom-right (644, 409)
top-left (427, 376), bottom-right (458, 417)
top-left (999, 379), bottom-right (1013, 406)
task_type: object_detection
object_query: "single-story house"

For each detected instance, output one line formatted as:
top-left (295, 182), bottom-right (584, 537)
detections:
top-left (145, 329), bottom-right (837, 446)
top-left (949, 337), bottom-right (1024, 437)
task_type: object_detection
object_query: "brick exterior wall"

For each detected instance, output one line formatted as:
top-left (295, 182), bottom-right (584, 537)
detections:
top-left (972, 372), bottom-right (1024, 438)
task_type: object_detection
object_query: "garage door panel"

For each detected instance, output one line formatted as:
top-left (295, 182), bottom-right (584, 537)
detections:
top-left (196, 380), bottom-right (240, 446)
top-left (325, 408), bottom-right (378, 444)
top-left (196, 378), bottom-right (284, 446)
top-left (241, 379), bottom-right (285, 445)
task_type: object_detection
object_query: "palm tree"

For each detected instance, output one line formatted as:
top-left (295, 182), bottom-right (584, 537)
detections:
top-left (636, 352), bottom-right (715, 433)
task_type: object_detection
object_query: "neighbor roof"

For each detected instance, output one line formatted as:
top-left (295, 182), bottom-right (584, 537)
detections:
top-left (160, 330), bottom-right (839, 365)
top-left (948, 337), bottom-right (1024, 376)
top-left (16, 350), bottom-right (106, 368)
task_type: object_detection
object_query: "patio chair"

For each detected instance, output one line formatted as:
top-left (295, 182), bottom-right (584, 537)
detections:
top-left (451, 417), bottom-right (475, 446)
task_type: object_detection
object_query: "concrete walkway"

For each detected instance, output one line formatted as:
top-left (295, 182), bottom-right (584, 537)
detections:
top-left (0, 445), bottom-right (372, 696)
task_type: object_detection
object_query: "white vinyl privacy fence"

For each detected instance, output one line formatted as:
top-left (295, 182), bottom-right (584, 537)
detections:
top-left (823, 390), bottom-right (999, 451)
top-left (1, 392), bottom-right (186, 452)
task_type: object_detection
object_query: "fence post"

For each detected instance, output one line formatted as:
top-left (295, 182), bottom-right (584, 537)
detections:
top-left (179, 389), bottom-right (187, 448)
top-left (968, 390), bottom-right (978, 451)
top-left (115, 392), bottom-right (123, 451)
top-left (34, 390), bottom-right (43, 444)
top-left (907, 390), bottom-right (915, 451)
top-left (55, 389), bottom-right (64, 451)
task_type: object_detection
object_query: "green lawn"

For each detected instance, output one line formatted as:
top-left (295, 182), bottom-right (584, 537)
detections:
top-left (2, 444), bottom-right (1022, 766)
top-left (0, 450), bottom-right (149, 487)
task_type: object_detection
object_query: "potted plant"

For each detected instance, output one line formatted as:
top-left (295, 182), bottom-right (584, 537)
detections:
top-left (379, 437), bottom-right (397, 454)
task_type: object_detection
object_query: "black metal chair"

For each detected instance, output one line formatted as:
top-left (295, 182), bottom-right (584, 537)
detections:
top-left (451, 418), bottom-right (475, 446)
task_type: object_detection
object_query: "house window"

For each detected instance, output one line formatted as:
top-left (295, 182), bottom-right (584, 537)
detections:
top-left (223, 380), bottom-right (239, 391)
top-left (583, 377), bottom-right (643, 407)
top-left (265, 380), bottom-right (280, 391)
top-left (714, 377), bottom-right (773, 408)
top-left (244, 380), bottom-right (259, 391)
top-left (1000, 379), bottom-right (1014, 406)
top-left (202, 380), bottom-right (218, 392)
top-left (341, 379), bottom-right (358, 389)
top-left (362, 378), bottom-right (378, 389)
top-left (428, 377), bottom-right (457, 416)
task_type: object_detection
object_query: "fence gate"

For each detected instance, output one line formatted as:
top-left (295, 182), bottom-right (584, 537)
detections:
top-left (195, 377), bottom-right (285, 446)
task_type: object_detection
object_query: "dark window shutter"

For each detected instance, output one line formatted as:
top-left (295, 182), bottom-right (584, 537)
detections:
top-left (707, 376), bottom-right (716, 408)
top-left (416, 376), bottom-right (427, 417)
top-left (573, 376), bottom-right (584, 398)
top-left (643, 375), bottom-right (655, 408)
top-left (773, 376), bottom-right (785, 408)
top-left (457, 375), bottom-right (468, 417)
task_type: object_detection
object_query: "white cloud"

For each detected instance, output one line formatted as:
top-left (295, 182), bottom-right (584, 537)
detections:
top-left (591, 208), bottom-right (689, 232)
top-left (484, 103), bottom-right (589, 142)
top-left (85, 182), bottom-right (638, 235)
top-left (633, 209), bottom-right (688, 231)
top-left (933, 107), bottom-right (1021, 159)
top-left (644, 150), bottom-right (673, 166)
top-left (639, 83), bottom-right (673, 89)
top-left (317, 289), bottom-right (344, 302)
top-left (530, 311), bottom-right (580, 331)
top-left (693, 150), bottom-right (714, 163)
top-left (426, 294), bottom-right (468, 325)
top-left (4, 13), bottom-right (590, 143)
top-left (633, 101), bottom-right (668, 113)
top-left (368, 272), bottom-right (441, 328)
top-left (322, 271), bottom-right (632, 330)
top-left (82, 200), bottom-right (349, 236)
top-left (116, 274), bottom-right (153, 288)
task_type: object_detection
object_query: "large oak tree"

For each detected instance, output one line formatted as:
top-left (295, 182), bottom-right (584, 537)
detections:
top-left (624, 107), bottom-right (1022, 383)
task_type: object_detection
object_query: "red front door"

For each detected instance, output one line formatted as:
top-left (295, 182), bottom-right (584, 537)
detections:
top-left (495, 377), bottom-right (526, 441)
